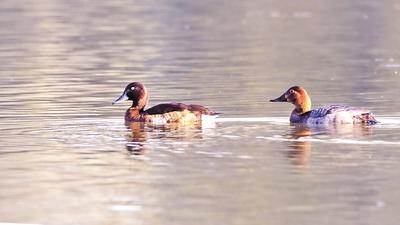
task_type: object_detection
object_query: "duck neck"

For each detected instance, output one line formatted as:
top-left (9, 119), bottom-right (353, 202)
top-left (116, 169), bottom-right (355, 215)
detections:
top-left (132, 105), bottom-right (145, 112)
top-left (130, 94), bottom-right (148, 113)
top-left (290, 101), bottom-right (311, 123)
top-left (293, 96), bottom-right (311, 114)
top-left (129, 105), bottom-right (145, 114)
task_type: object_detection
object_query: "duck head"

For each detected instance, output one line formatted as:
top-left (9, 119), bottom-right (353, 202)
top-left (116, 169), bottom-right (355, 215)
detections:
top-left (270, 86), bottom-right (311, 113)
top-left (112, 82), bottom-right (149, 112)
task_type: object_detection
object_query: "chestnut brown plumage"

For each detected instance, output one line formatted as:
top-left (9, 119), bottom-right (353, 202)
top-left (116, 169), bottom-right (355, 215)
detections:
top-left (113, 82), bottom-right (218, 123)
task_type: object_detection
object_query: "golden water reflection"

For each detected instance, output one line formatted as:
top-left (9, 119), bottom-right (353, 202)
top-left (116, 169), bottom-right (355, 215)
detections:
top-left (286, 124), bottom-right (374, 167)
top-left (125, 122), bottom-right (205, 155)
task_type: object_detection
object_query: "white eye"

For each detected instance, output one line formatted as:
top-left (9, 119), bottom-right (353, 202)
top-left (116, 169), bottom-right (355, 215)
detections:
top-left (130, 87), bottom-right (135, 91)
top-left (289, 89), bottom-right (295, 94)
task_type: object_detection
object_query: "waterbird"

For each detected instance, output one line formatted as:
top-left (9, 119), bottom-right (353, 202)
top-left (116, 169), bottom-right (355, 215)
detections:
top-left (270, 86), bottom-right (378, 125)
top-left (112, 82), bottom-right (219, 124)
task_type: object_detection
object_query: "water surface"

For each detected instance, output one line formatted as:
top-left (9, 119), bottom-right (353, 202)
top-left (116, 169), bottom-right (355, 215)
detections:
top-left (1, 0), bottom-right (400, 225)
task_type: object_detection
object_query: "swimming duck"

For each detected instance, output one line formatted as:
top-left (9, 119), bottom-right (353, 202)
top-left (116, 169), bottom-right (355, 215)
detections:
top-left (112, 82), bottom-right (218, 124)
top-left (270, 86), bottom-right (378, 125)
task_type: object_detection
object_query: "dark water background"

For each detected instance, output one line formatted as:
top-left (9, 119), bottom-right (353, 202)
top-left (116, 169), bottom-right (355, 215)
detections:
top-left (1, 1), bottom-right (400, 225)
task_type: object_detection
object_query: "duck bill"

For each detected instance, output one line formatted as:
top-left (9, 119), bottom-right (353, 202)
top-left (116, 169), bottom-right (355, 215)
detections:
top-left (112, 92), bottom-right (128, 105)
top-left (270, 93), bottom-right (287, 102)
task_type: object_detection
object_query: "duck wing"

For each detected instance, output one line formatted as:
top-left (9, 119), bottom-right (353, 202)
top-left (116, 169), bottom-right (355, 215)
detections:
top-left (304, 105), bottom-right (377, 124)
top-left (144, 103), bottom-right (189, 115)
top-left (307, 105), bottom-right (356, 118)
top-left (144, 103), bottom-right (218, 115)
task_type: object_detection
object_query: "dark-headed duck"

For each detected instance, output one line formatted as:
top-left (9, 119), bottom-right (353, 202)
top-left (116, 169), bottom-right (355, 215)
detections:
top-left (270, 86), bottom-right (378, 125)
top-left (112, 82), bottom-right (219, 124)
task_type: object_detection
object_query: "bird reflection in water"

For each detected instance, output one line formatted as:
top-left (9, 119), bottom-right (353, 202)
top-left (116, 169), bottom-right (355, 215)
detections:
top-left (125, 121), bottom-right (205, 156)
top-left (287, 125), bottom-right (312, 167)
top-left (286, 124), bottom-right (373, 167)
top-left (125, 122), bottom-right (147, 155)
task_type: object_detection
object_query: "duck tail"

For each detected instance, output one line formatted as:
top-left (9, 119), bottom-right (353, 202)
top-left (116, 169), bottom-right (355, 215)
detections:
top-left (209, 111), bottom-right (222, 116)
top-left (188, 104), bottom-right (221, 116)
top-left (358, 113), bottom-right (379, 125)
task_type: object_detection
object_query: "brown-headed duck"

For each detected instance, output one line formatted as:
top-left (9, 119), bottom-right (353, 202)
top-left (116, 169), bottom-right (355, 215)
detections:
top-left (113, 82), bottom-right (219, 124)
top-left (270, 86), bottom-right (378, 125)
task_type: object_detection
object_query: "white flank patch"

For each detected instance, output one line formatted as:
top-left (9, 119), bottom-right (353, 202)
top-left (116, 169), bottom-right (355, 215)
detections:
top-left (201, 114), bottom-right (218, 128)
top-left (151, 117), bottom-right (168, 125)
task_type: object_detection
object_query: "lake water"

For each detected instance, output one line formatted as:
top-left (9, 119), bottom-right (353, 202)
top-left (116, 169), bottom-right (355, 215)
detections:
top-left (1, 0), bottom-right (400, 225)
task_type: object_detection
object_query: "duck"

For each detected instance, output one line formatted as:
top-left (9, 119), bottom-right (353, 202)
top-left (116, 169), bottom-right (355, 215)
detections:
top-left (270, 86), bottom-right (378, 125)
top-left (112, 82), bottom-right (219, 124)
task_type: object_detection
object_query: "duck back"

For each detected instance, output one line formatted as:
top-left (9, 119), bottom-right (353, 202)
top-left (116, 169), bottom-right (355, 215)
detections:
top-left (144, 103), bottom-right (217, 115)
top-left (301, 105), bottom-right (378, 125)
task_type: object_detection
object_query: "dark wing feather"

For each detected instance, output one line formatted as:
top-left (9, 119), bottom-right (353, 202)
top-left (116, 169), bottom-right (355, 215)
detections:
top-left (144, 103), bottom-right (218, 115)
top-left (144, 103), bottom-right (189, 115)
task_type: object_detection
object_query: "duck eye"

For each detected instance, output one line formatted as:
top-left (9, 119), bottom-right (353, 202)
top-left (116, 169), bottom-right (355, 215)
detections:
top-left (130, 87), bottom-right (136, 91)
top-left (289, 89), bottom-right (295, 94)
